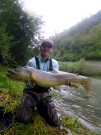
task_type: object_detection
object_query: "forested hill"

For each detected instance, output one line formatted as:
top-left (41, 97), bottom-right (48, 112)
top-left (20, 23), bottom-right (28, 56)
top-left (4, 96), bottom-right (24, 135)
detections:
top-left (52, 10), bottom-right (101, 61)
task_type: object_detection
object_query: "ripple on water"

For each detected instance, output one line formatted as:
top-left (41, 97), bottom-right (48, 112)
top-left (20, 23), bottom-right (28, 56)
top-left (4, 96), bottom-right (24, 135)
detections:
top-left (52, 78), bottom-right (101, 132)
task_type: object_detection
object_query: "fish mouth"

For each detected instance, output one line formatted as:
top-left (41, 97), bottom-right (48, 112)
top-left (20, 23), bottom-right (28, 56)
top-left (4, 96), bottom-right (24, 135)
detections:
top-left (6, 69), bottom-right (22, 81)
top-left (6, 67), bottom-right (32, 81)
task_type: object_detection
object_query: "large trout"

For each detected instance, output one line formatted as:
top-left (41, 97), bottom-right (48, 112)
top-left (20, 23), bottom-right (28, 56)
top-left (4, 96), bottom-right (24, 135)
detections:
top-left (7, 67), bottom-right (91, 91)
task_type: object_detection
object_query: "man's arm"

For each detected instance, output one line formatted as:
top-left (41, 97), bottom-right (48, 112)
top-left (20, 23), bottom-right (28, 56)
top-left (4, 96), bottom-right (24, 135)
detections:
top-left (52, 59), bottom-right (59, 71)
top-left (26, 58), bottom-right (36, 68)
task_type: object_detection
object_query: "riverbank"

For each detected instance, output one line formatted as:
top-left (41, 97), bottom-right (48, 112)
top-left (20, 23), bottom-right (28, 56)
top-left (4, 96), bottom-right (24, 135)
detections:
top-left (0, 64), bottom-right (100, 135)
top-left (59, 59), bottom-right (101, 78)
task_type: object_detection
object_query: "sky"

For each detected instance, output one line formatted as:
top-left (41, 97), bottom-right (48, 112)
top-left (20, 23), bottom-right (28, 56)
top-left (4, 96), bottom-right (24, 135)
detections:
top-left (22, 0), bottom-right (101, 38)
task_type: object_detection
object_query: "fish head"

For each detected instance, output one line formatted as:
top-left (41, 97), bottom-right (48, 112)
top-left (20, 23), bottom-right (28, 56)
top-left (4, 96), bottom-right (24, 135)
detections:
top-left (7, 67), bottom-right (31, 81)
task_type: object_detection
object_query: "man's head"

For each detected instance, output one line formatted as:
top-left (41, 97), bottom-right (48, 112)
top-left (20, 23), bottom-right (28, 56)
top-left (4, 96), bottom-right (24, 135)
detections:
top-left (40, 39), bottom-right (53, 59)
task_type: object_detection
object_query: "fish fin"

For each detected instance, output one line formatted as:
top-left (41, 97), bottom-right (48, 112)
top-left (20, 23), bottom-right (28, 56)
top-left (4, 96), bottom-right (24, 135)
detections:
top-left (81, 78), bottom-right (91, 92)
top-left (71, 82), bottom-right (81, 89)
top-left (53, 86), bottom-right (61, 90)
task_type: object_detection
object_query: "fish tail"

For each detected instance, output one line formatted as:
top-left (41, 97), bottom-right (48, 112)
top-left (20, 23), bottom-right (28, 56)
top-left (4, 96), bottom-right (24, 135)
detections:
top-left (81, 78), bottom-right (91, 91)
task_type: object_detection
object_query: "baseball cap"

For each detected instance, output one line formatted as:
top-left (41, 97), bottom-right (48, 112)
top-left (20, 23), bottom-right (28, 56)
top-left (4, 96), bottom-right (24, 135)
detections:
top-left (41, 39), bottom-right (54, 46)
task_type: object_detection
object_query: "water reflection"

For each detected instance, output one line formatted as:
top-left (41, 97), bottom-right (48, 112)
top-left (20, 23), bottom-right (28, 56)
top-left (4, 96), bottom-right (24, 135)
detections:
top-left (53, 78), bottom-right (101, 132)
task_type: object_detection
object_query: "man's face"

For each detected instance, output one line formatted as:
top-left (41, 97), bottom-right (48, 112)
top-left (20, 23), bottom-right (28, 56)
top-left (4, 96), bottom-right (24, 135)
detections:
top-left (40, 42), bottom-right (53, 58)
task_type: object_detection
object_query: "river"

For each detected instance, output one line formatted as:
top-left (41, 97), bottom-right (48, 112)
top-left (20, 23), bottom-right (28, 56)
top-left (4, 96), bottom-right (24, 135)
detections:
top-left (52, 78), bottom-right (101, 133)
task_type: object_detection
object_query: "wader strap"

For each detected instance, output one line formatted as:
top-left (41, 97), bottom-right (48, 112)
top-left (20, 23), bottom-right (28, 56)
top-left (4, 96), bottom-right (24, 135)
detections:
top-left (35, 56), bottom-right (53, 71)
top-left (49, 58), bottom-right (53, 71)
top-left (35, 57), bottom-right (40, 69)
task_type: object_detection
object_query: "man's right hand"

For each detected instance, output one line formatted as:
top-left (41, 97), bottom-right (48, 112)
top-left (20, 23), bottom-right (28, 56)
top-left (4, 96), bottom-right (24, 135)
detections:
top-left (65, 80), bottom-right (72, 87)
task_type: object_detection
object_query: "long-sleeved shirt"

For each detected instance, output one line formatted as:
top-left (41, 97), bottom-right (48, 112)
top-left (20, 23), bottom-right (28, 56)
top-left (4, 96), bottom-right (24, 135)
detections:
top-left (27, 55), bottom-right (59, 72)
top-left (25, 55), bottom-right (59, 88)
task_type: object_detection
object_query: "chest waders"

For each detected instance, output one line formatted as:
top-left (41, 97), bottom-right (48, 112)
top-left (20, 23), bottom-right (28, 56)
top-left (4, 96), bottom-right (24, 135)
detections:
top-left (34, 57), bottom-right (53, 93)
top-left (17, 57), bottom-right (61, 127)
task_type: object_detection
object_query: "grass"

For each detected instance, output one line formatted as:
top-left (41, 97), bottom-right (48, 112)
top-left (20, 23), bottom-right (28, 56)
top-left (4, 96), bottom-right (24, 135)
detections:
top-left (3, 113), bottom-right (67, 135)
top-left (59, 58), bottom-right (101, 78)
top-left (0, 64), bottom-right (100, 135)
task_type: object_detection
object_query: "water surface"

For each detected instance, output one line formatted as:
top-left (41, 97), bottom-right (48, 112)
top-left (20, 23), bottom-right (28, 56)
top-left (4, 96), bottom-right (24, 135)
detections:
top-left (53, 78), bottom-right (101, 132)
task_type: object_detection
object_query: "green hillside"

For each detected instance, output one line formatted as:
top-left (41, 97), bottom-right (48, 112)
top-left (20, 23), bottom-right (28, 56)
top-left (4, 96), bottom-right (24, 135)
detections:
top-left (52, 11), bottom-right (101, 62)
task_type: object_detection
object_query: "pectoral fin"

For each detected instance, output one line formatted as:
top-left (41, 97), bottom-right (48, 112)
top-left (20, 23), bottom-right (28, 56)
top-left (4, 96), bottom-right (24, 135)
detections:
top-left (53, 86), bottom-right (61, 90)
top-left (72, 82), bottom-right (81, 89)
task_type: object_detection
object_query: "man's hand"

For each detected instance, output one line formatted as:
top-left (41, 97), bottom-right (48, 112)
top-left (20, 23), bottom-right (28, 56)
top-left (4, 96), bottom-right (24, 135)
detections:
top-left (65, 80), bottom-right (72, 87)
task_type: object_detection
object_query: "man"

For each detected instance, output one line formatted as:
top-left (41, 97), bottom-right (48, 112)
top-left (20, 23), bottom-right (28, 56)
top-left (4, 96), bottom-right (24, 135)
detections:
top-left (16, 39), bottom-right (61, 127)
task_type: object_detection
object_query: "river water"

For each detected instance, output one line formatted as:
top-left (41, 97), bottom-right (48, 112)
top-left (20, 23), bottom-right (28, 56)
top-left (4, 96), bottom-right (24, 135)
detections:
top-left (52, 78), bottom-right (101, 133)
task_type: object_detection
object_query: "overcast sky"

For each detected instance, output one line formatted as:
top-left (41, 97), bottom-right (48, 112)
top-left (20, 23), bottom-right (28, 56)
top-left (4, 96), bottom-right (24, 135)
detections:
top-left (22, 0), bottom-right (101, 38)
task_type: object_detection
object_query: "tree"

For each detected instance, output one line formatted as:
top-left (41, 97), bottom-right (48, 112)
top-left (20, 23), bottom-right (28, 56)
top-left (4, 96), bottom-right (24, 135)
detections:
top-left (0, 0), bottom-right (43, 66)
top-left (0, 24), bottom-right (13, 64)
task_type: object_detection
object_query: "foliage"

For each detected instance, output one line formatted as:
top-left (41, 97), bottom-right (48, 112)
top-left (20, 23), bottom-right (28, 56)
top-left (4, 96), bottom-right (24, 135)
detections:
top-left (0, 65), bottom-right (24, 95)
top-left (0, 0), bottom-right (43, 66)
top-left (62, 116), bottom-right (100, 135)
top-left (52, 10), bottom-right (101, 62)
top-left (0, 24), bottom-right (13, 65)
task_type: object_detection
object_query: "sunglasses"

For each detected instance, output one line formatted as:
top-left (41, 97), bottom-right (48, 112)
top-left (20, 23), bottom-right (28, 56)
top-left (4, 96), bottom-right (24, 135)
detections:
top-left (41, 42), bottom-right (53, 48)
